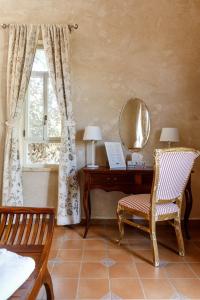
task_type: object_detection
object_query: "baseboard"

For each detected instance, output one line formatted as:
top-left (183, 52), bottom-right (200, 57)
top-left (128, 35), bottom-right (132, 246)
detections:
top-left (80, 219), bottom-right (117, 225)
top-left (80, 218), bottom-right (200, 227)
top-left (55, 219), bottom-right (200, 228)
top-left (187, 219), bottom-right (200, 228)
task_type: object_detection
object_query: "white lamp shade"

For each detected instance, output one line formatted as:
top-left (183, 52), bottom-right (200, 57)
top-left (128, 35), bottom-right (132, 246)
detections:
top-left (83, 126), bottom-right (102, 141)
top-left (160, 128), bottom-right (179, 143)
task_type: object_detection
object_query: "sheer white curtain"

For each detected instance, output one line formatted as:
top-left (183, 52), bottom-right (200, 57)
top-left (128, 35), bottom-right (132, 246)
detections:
top-left (2, 24), bottom-right (39, 206)
top-left (41, 25), bottom-right (80, 225)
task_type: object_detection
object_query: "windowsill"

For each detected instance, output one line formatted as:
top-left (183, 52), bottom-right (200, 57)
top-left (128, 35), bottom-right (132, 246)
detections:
top-left (22, 165), bottom-right (58, 172)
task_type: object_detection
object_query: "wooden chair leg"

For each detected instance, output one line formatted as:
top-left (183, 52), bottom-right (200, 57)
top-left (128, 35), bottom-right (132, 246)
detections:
top-left (150, 222), bottom-right (159, 267)
top-left (174, 217), bottom-right (185, 256)
top-left (117, 204), bottom-right (125, 245)
top-left (44, 269), bottom-right (54, 300)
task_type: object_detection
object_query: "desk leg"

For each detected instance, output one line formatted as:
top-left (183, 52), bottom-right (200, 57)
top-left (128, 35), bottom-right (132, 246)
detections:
top-left (184, 185), bottom-right (193, 240)
top-left (88, 193), bottom-right (91, 221)
top-left (83, 188), bottom-right (90, 238)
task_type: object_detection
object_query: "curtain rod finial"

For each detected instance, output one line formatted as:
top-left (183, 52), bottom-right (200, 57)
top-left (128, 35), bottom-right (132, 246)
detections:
top-left (68, 23), bottom-right (78, 33)
top-left (1, 24), bottom-right (8, 29)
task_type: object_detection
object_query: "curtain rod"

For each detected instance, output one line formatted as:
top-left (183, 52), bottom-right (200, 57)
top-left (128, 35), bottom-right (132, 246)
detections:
top-left (1, 23), bottom-right (78, 33)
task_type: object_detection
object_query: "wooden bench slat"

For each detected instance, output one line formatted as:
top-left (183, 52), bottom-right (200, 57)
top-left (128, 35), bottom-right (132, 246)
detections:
top-left (0, 207), bottom-right (55, 300)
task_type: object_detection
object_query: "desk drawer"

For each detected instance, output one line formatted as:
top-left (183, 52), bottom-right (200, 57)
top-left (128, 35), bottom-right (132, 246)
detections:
top-left (90, 173), bottom-right (134, 186)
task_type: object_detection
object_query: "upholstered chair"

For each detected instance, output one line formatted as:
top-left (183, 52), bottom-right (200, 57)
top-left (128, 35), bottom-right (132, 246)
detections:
top-left (117, 148), bottom-right (200, 267)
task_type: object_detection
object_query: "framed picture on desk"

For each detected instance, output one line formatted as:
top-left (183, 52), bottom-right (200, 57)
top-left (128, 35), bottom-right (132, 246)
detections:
top-left (104, 142), bottom-right (126, 169)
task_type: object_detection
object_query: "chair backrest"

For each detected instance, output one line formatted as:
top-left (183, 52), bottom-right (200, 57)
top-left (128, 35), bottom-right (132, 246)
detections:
top-left (153, 148), bottom-right (199, 203)
top-left (0, 207), bottom-right (55, 247)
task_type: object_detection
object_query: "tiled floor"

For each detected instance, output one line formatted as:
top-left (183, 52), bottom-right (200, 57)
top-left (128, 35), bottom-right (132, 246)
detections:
top-left (38, 224), bottom-right (200, 299)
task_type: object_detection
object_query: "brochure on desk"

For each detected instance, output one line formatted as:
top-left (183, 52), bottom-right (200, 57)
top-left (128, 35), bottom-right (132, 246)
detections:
top-left (104, 142), bottom-right (126, 169)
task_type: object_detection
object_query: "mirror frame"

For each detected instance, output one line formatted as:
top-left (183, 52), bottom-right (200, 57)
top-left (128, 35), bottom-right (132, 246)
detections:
top-left (119, 98), bottom-right (151, 152)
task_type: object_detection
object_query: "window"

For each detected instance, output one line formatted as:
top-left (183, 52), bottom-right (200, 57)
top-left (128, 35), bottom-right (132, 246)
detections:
top-left (23, 48), bottom-right (61, 166)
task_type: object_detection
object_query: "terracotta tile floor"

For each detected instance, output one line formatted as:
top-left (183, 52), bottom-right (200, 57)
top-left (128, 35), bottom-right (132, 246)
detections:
top-left (37, 224), bottom-right (200, 299)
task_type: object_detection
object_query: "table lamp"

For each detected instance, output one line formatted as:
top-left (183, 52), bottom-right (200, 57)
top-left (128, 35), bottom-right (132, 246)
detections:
top-left (160, 127), bottom-right (179, 147)
top-left (83, 126), bottom-right (102, 168)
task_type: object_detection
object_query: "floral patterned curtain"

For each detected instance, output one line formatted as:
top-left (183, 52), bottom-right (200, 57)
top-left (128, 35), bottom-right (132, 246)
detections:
top-left (41, 25), bottom-right (80, 225)
top-left (2, 24), bottom-right (39, 206)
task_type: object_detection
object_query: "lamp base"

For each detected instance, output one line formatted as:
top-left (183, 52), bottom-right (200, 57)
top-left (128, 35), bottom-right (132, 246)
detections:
top-left (86, 164), bottom-right (99, 168)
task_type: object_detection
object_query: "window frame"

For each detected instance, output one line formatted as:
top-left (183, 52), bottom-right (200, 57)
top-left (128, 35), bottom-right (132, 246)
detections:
top-left (23, 47), bottom-right (61, 168)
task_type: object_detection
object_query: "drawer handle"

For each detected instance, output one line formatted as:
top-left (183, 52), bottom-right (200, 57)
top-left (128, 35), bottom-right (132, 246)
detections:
top-left (113, 177), bottom-right (118, 181)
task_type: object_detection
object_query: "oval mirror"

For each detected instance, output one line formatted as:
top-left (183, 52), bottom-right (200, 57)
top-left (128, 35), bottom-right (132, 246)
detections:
top-left (119, 98), bottom-right (150, 151)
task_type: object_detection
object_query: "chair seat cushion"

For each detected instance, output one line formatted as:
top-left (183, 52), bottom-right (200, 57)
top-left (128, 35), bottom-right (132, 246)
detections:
top-left (119, 194), bottom-right (179, 217)
top-left (0, 248), bottom-right (35, 300)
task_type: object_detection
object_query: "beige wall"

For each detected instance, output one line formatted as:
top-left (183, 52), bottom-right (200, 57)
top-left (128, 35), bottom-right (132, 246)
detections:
top-left (0, 0), bottom-right (200, 219)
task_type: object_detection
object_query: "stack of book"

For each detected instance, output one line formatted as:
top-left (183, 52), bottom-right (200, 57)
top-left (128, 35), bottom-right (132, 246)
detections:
top-left (127, 160), bottom-right (146, 168)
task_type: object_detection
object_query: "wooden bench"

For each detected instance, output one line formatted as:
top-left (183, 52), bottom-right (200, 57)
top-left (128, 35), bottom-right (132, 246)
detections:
top-left (0, 207), bottom-right (55, 300)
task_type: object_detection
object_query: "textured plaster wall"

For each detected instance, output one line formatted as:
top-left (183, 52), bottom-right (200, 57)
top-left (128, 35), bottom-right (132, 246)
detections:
top-left (0, 0), bottom-right (200, 219)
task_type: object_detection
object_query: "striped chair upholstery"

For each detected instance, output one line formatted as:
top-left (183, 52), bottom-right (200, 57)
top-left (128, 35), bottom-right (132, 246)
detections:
top-left (119, 194), bottom-right (179, 217)
top-left (117, 148), bottom-right (200, 267)
top-left (156, 151), bottom-right (199, 201)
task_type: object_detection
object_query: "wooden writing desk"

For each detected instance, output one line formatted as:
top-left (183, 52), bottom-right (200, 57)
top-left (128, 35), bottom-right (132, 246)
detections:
top-left (82, 167), bottom-right (193, 239)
